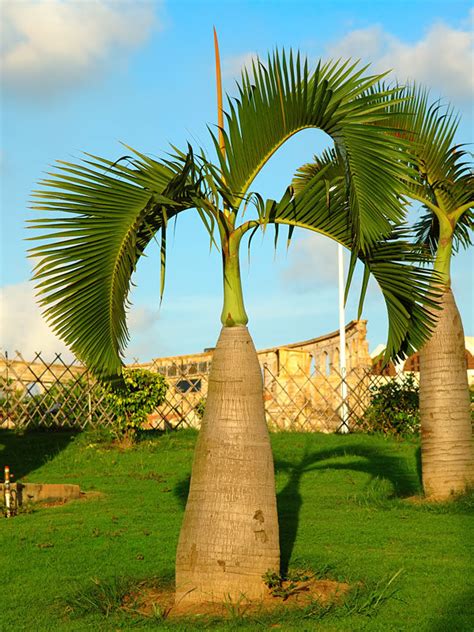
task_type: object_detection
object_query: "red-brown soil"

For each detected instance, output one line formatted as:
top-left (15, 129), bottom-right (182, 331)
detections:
top-left (121, 575), bottom-right (350, 621)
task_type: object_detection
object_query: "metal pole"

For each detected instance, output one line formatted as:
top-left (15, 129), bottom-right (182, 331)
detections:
top-left (5, 350), bottom-right (12, 430)
top-left (338, 244), bottom-right (349, 433)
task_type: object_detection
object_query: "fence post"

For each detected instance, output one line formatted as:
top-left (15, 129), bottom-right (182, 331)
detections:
top-left (86, 370), bottom-right (92, 426)
top-left (338, 244), bottom-right (350, 434)
top-left (5, 351), bottom-right (11, 428)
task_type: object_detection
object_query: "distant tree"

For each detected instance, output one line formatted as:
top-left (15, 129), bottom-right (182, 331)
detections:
top-left (395, 88), bottom-right (473, 498)
top-left (297, 86), bottom-right (473, 499)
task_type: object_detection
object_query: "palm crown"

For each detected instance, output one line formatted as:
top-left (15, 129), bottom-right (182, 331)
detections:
top-left (366, 84), bottom-right (473, 277)
top-left (29, 52), bottom-right (439, 379)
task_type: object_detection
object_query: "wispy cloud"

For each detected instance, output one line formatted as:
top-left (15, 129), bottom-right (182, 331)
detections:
top-left (222, 51), bottom-right (258, 80)
top-left (0, 281), bottom-right (73, 360)
top-left (326, 14), bottom-right (474, 104)
top-left (1, 0), bottom-right (160, 99)
top-left (0, 281), bottom-right (162, 363)
top-left (281, 233), bottom-right (339, 293)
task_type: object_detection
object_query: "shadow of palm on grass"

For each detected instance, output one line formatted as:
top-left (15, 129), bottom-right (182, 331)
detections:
top-left (0, 429), bottom-right (78, 480)
top-left (275, 441), bottom-right (421, 574)
top-left (428, 588), bottom-right (474, 631)
top-left (173, 438), bottom-right (421, 575)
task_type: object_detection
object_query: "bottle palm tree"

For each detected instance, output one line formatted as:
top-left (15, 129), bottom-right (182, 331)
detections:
top-left (29, 51), bottom-right (437, 603)
top-left (293, 86), bottom-right (473, 500)
top-left (395, 88), bottom-right (473, 499)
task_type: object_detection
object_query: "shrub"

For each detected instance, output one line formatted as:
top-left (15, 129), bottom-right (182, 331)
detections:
top-left (358, 374), bottom-right (420, 436)
top-left (195, 398), bottom-right (206, 420)
top-left (100, 369), bottom-right (168, 440)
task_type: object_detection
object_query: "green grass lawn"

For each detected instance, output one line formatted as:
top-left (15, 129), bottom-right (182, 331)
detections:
top-left (0, 429), bottom-right (472, 631)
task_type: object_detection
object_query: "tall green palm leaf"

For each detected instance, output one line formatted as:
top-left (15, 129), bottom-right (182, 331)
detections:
top-left (29, 148), bottom-right (205, 378)
top-left (212, 52), bottom-right (413, 250)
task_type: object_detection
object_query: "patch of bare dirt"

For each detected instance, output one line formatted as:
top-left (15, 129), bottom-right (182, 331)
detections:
top-left (121, 576), bottom-right (350, 621)
top-left (79, 490), bottom-right (104, 501)
top-left (38, 498), bottom-right (70, 508)
top-left (404, 494), bottom-right (450, 504)
top-left (111, 433), bottom-right (136, 451)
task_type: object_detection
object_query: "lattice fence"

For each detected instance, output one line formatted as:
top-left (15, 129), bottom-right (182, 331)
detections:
top-left (0, 352), bottom-right (114, 430)
top-left (0, 351), bottom-right (415, 432)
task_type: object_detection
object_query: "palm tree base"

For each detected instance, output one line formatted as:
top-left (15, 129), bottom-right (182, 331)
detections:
top-left (175, 326), bottom-right (280, 604)
top-left (420, 288), bottom-right (473, 499)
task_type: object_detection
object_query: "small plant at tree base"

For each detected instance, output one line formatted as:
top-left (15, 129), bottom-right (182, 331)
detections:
top-left (343, 569), bottom-right (404, 616)
top-left (65, 576), bottom-right (132, 618)
top-left (222, 593), bottom-right (251, 618)
top-left (100, 369), bottom-right (167, 442)
top-left (359, 374), bottom-right (420, 436)
top-left (262, 570), bottom-right (282, 591)
top-left (263, 569), bottom-right (312, 600)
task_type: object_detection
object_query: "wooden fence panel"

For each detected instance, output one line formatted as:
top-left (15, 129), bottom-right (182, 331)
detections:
top-left (0, 351), bottom-right (418, 432)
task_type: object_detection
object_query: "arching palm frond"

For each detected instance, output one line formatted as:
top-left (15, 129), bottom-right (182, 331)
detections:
top-left (291, 147), bottom-right (341, 194)
top-left (213, 51), bottom-right (414, 250)
top-left (381, 84), bottom-right (473, 216)
top-left (359, 231), bottom-right (440, 361)
top-left (28, 148), bottom-right (201, 379)
top-left (287, 84), bottom-right (473, 286)
top-left (264, 168), bottom-right (440, 362)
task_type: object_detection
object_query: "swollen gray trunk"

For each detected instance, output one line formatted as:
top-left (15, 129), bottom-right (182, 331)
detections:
top-left (419, 288), bottom-right (473, 499)
top-left (175, 326), bottom-right (280, 604)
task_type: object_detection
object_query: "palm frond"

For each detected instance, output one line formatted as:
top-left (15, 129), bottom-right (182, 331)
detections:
top-left (265, 169), bottom-right (440, 361)
top-left (380, 84), bottom-right (473, 217)
top-left (291, 147), bottom-right (341, 194)
top-left (213, 51), bottom-right (414, 250)
top-left (359, 230), bottom-right (440, 362)
top-left (28, 148), bottom-right (200, 379)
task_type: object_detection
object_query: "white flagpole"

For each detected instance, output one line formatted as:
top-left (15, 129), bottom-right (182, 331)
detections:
top-left (338, 243), bottom-right (349, 433)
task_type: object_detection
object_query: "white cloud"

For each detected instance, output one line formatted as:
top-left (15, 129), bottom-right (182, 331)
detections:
top-left (327, 17), bottom-right (474, 103)
top-left (1, 0), bottom-right (159, 98)
top-left (0, 281), bottom-right (160, 363)
top-left (281, 232), bottom-right (339, 293)
top-left (127, 304), bottom-right (157, 333)
top-left (125, 303), bottom-right (162, 361)
top-left (0, 280), bottom-right (74, 361)
top-left (222, 51), bottom-right (258, 80)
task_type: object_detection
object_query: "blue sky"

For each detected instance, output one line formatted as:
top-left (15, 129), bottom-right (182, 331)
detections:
top-left (1, 0), bottom-right (473, 362)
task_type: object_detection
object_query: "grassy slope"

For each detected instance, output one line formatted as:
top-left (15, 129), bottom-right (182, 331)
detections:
top-left (0, 430), bottom-right (472, 631)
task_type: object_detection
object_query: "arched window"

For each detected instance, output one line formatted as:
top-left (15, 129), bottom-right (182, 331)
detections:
top-left (324, 351), bottom-right (330, 377)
